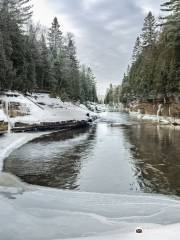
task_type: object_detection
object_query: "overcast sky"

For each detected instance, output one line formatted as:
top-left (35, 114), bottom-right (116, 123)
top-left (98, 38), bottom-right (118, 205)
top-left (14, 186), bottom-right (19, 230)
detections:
top-left (32, 0), bottom-right (162, 95)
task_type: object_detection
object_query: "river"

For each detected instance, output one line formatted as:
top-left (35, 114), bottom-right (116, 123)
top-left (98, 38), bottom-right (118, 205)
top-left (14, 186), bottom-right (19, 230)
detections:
top-left (3, 112), bottom-right (180, 196)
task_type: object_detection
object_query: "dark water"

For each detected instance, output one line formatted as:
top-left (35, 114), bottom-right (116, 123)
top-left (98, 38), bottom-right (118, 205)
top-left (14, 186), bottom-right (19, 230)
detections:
top-left (4, 112), bottom-right (180, 196)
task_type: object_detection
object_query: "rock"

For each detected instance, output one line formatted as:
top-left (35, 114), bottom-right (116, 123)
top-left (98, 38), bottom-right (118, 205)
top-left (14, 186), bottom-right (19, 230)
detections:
top-left (136, 228), bottom-right (143, 234)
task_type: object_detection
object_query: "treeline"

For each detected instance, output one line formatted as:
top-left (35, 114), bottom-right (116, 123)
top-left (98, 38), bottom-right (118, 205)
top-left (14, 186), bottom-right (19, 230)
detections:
top-left (118, 0), bottom-right (180, 104)
top-left (104, 84), bottom-right (121, 104)
top-left (121, 0), bottom-right (180, 103)
top-left (0, 0), bottom-right (98, 102)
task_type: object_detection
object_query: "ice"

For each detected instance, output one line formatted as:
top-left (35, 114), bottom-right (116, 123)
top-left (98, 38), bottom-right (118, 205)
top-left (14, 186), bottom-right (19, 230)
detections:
top-left (0, 132), bottom-right (52, 171)
top-left (0, 173), bottom-right (180, 240)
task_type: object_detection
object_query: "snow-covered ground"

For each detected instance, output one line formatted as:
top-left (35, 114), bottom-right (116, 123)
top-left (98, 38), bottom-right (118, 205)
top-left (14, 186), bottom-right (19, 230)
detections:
top-left (1, 92), bottom-right (95, 125)
top-left (0, 174), bottom-right (180, 240)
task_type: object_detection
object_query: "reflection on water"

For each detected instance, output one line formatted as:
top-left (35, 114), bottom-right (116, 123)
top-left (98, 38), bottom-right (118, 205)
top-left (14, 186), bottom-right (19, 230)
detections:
top-left (4, 127), bottom-right (97, 190)
top-left (4, 112), bottom-right (180, 196)
top-left (126, 124), bottom-right (180, 196)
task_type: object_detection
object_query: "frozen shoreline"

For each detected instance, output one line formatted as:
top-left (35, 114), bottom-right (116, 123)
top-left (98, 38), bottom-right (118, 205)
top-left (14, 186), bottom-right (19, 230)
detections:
top-left (129, 111), bottom-right (180, 126)
top-left (0, 92), bottom-right (98, 170)
top-left (0, 131), bottom-right (53, 171)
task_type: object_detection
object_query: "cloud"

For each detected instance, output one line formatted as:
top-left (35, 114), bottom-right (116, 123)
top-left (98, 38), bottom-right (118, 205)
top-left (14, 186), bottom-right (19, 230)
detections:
top-left (82, 0), bottom-right (106, 10)
top-left (32, 0), bottom-right (162, 95)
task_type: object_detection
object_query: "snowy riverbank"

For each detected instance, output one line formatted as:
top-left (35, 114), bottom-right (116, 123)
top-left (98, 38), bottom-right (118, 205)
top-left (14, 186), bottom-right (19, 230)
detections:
top-left (0, 91), bottom-right (98, 169)
top-left (0, 132), bottom-right (53, 171)
top-left (0, 91), bottom-right (96, 125)
top-left (129, 111), bottom-right (180, 126)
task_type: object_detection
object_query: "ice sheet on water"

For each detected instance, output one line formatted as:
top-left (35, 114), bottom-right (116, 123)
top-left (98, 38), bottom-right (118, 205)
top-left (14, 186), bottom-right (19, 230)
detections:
top-left (0, 173), bottom-right (180, 240)
top-left (0, 132), bottom-right (51, 171)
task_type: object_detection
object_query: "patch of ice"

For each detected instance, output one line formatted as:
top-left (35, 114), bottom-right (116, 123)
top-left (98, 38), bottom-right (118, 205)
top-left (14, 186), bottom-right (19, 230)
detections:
top-left (0, 183), bottom-right (180, 239)
top-left (0, 132), bottom-right (51, 171)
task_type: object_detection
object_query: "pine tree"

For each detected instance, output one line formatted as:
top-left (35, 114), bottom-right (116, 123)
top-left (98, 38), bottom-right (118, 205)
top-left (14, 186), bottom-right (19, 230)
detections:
top-left (48, 17), bottom-right (63, 59)
top-left (0, 30), bottom-right (7, 89)
top-left (37, 34), bottom-right (51, 89)
top-left (0, 0), bottom-right (33, 26)
top-left (141, 12), bottom-right (157, 48)
top-left (132, 36), bottom-right (141, 63)
top-left (65, 32), bottom-right (80, 100)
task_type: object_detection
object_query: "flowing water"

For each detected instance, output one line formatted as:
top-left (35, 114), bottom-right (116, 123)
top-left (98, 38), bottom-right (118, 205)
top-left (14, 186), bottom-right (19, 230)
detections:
top-left (4, 112), bottom-right (180, 196)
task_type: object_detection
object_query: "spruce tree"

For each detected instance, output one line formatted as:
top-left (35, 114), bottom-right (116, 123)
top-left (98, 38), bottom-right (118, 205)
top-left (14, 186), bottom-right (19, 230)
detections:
top-left (132, 36), bottom-right (141, 63)
top-left (48, 17), bottom-right (63, 59)
top-left (141, 12), bottom-right (157, 48)
top-left (65, 32), bottom-right (80, 100)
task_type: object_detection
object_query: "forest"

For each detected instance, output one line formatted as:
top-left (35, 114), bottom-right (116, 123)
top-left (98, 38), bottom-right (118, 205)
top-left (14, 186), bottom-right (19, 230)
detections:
top-left (105, 0), bottom-right (180, 105)
top-left (0, 0), bottom-right (98, 102)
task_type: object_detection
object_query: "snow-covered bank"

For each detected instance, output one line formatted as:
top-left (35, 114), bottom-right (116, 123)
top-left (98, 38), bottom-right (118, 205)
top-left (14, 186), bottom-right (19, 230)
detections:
top-left (129, 111), bottom-right (180, 126)
top-left (0, 176), bottom-right (180, 240)
top-left (1, 92), bottom-right (96, 125)
top-left (0, 132), bottom-right (52, 171)
top-left (0, 92), bottom-right (97, 168)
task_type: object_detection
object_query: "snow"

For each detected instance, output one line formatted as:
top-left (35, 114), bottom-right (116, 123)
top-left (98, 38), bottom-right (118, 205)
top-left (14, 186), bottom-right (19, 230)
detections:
top-left (0, 132), bottom-right (51, 171)
top-left (1, 92), bottom-right (95, 125)
top-left (1, 93), bottom-right (180, 239)
top-left (129, 111), bottom-right (177, 125)
top-left (0, 177), bottom-right (180, 240)
top-left (0, 109), bottom-right (8, 122)
top-left (0, 91), bottom-right (97, 171)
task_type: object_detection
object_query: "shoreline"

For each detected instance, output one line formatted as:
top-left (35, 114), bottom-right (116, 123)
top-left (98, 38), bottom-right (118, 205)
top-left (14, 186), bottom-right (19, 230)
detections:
top-left (0, 91), bottom-right (98, 169)
top-left (0, 119), bottom-right (93, 172)
top-left (0, 131), bottom-right (53, 171)
top-left (129, 111), bottom-right (180, 127)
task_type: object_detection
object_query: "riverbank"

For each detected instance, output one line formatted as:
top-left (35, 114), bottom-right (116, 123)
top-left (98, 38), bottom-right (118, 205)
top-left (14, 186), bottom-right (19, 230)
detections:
top-left (0, 91), bottom-right (97, 126)
top-left (0, 91), bottom-right (98, 169)
top-left (125, 101), bottom-right (180, 126)
top-left (129, 111), bottom-right (175, 125)
top-left (0, 132), bottom-right (54, 171)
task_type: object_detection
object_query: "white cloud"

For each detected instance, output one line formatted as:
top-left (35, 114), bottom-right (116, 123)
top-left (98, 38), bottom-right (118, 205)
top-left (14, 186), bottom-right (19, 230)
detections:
top-left (31, 0), bottom-right (54, 27)
top-left (106, 19), bottom-right (129, 31)
top-left (31, 0), bottom-right (76, 34)
top-left (136, 0), bottom-right (162, 16)
top-left (82, 0), bottom-right (106, 10)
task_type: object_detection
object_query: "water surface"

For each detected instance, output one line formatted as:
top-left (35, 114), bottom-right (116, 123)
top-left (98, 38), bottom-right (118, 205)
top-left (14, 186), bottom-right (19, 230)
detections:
top-left (4, 112), bottom-right (180, 196)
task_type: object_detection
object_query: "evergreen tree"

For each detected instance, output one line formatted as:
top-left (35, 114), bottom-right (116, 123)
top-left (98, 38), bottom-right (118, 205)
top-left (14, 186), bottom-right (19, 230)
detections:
top-left (141, 12), bottom-right (157, 48)
top-left (0, 30), bottom-right (7, 90)
top-left (37, 33), bottom-right (51, 89)
top-left (65, 32), bottom-right (80, 100)
top-left (48, 17), bottom-right (63, 59)
top-left (0, 2), bottom-right (98, 103)
top-left (132, 36), bottom-right (141, 63)
top-left (0, 0), bottom-right (33, 26)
